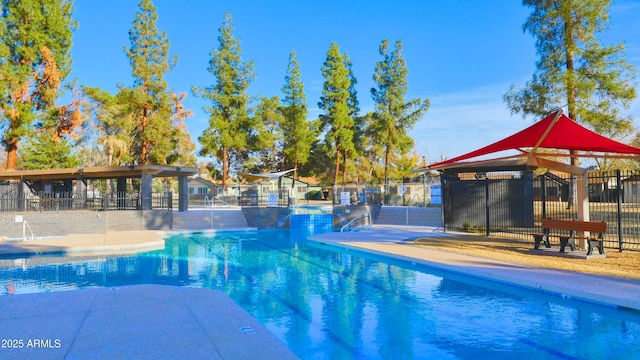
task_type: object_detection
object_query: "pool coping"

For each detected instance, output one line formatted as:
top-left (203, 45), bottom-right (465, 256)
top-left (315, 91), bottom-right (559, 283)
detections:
top-left (0, 228), bottom-right (257, 258)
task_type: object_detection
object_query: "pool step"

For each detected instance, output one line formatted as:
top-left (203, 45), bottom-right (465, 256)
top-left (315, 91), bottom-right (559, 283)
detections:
top-left (374, 207), bottom-right (442, 227)
top-left (173, 209), bottom-right (249, 230)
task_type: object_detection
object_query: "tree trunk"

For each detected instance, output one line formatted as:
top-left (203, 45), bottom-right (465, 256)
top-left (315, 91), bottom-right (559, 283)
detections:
top-left (5, 141), bottom-right (18, 170)
top-left (141, 107), bottom-right (148, 164)
top-left (564, 12), bottom-right (578, 209)
top-left (334, 146), bottom-right (341, 187)
top-left (342, 150), bottom-right (347, 186)
top-left (291, 158), bottom-right (298, 189)
top-left (384, 145), bottom-right (391, 194)
top-left (222, 146), bottom-right (228, 192)
top-left (281, 140), bottom-right (286, 172)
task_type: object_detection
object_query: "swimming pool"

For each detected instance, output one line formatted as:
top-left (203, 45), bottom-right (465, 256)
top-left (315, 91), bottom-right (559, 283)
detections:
top-left (1, 229), bottom-right (639, 359)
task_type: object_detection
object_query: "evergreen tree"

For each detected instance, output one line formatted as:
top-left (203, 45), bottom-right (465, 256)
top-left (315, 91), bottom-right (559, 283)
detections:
top-left (369, 39), bottom-right (429, 189)
top-left (505, 0), bottom-right (636, 138)
top-left (281, 50), bottom-right (315, 184)
top-left (504, 0), bottom-right (636, 207)
top-left (82, 86), bottom-right (135, 166)
top-left (0, 0), bottom-right (77, 170)
top-left (194, 13), bottom-right (255, 192)
top-left (20, 132), bottom-right (79, 169)
top-left (125, 0), bottom-right (177, 165)
top-left (252, 96), bottom-right (283, 172)
top-left (318, 42), bottom-right (354, 187)
top-left (167, 92), bottom-right (197, 166)
top-left (343, 53), bottom-right (362, 185)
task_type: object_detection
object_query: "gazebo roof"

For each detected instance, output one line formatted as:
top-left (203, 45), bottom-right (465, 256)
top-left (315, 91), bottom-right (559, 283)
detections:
top-left (425, 109), bottom-right (640, 175)
top-left (237, 169), bottom-right (295, 182)
top-left (0, 164), bottom-right (198, 181)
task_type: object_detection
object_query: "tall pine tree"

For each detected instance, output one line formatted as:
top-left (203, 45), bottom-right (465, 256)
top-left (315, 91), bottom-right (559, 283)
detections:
top-left (318, 43), bottom-right (354, 188)
top-left (505, 0), bottom-right (636, 137)
top-left (194, 13), bottom-right (255, 192)
top-left (281, 50), bottom-right (315, 185)
top-left (0, 0), bottom-right (77, 170)
top-left (125, 0), bottom-right (176, 165)
top-left (504, 0), bottom-right (636, 206)
top-left (251, 96), bottom-right (283, 172)
top-left (343, 53), bottom-right (362, 185)
top-left (369, 39), bottom-right (429, 190)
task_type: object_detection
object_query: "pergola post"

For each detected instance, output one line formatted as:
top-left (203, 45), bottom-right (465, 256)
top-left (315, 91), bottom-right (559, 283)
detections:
top-left (576, 173), bottom-right (590, 248)
top-left (178, 175), bottom-right (189, 211)
top-left (141, 173), bottom-right (152, 210)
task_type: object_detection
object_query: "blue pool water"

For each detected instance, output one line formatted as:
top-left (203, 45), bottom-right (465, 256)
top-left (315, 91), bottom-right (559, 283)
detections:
top-left (1, 229), bottom-right (640, 359)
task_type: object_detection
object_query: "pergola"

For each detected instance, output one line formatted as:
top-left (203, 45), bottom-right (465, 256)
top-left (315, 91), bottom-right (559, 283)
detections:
top-left (0, 164), bottom-right (198, 211)
top-left (422, 109), bottom-right (640, 226)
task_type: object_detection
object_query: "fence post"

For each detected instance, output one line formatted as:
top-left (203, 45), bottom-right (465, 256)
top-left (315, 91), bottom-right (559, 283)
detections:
top-left (541, 174), bottom-right (546, 220)
top-left (617, 170), bottom-right (623, 251)
top-left (485, 178), bottom-right (490, 237)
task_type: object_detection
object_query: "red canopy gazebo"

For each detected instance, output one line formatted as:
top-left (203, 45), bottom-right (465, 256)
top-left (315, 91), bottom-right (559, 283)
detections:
top-left (422, 109), bottom-right (640, 230)
top-left (428, 109), bottom-right (640, 174)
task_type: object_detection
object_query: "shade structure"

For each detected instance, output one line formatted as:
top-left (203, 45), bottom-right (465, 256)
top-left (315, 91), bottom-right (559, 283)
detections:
top-left (237, 169), bottom-right (295, 182)
top-left (423, 109), bottom-right (640, 230)
top-left (428, 109), bottom-right (640, 170)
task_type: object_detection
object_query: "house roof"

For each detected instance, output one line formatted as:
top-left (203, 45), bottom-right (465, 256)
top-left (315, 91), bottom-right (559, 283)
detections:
top-left (188, 176), bottom-right (215, 187)
top-left (296, 176), bottom-right (322, 186)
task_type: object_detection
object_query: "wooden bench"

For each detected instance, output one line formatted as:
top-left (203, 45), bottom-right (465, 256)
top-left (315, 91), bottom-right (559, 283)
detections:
top-left (532, 218), bottom-right (607, 255)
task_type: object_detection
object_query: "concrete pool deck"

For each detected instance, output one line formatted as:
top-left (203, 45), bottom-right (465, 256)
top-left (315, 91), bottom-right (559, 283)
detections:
top-left (0, 230), bottom-right (167, 257)
top-left (1, 225), bottom-right (640, 359)
top-left (0, 285), bottom-right (298, 360)
top-left (0, 228), bottom-right (255, 258)
top-left (308, 224), bottom-right (640, 311)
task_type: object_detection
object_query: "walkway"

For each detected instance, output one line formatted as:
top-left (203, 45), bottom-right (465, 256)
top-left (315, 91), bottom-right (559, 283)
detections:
top-left (308, 225), bottom-right (640, 311)
top-left (0, 231), bottom-right (165, 257)
top-left (0, 285), bottom-right (297, 360)
top-left (0, 228), bottom-right (253, 258)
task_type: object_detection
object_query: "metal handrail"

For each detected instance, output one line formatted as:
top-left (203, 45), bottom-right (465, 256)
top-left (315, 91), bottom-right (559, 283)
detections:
top-left (23, 220), bottom-right (34, 241)
top-left (277, 214), bottom-right (291, 228)
top-left (205, 195), bottom-right (231, 207)
top-left (341, 209), bottom-right (372, 232)
top-left (203, 195), bottom-right (214, 228)
top-left (407, 194), bottom-right (421, 207)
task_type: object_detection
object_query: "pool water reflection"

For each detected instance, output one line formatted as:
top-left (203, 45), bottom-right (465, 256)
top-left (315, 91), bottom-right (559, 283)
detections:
top-left (1, 229), bottom-right (640, 359)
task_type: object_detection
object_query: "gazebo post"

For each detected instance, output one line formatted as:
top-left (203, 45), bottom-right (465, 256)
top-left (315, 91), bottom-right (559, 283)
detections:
top-left (178, 175), bottom-right (189, 211)
top-left (576, 173), bottom-right (590, 249)
top-left (141, 173), bottom-right (152, 210)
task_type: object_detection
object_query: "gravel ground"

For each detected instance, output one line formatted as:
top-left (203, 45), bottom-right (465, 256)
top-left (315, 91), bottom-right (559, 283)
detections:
top-left (411, 235), bottom-right (640, 281)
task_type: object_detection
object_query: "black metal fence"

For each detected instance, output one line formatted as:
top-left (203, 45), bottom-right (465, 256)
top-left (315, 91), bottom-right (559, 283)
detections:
top-left (442, 170), bottom-right (640, 251)
top-left (238, 190), bottom-right (291, 207)
top-left (0, 191), bottom-right (173, 211)
top-left (329, 186), bottom-right (383, 207)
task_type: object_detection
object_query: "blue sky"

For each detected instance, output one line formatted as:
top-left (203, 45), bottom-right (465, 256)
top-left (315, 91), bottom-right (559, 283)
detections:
top-left (69, 1), bottom-right (640, 164)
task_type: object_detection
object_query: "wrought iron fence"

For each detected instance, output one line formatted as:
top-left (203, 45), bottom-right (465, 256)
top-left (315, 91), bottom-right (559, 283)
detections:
top-left (442, 170), bottom-right (640, 251)
top-left (239, 190), bottom-right (291, 207)
top-left (328, 176), bottom-right (440, 207)
top-left (0, 191), bottom-right (173, 211)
